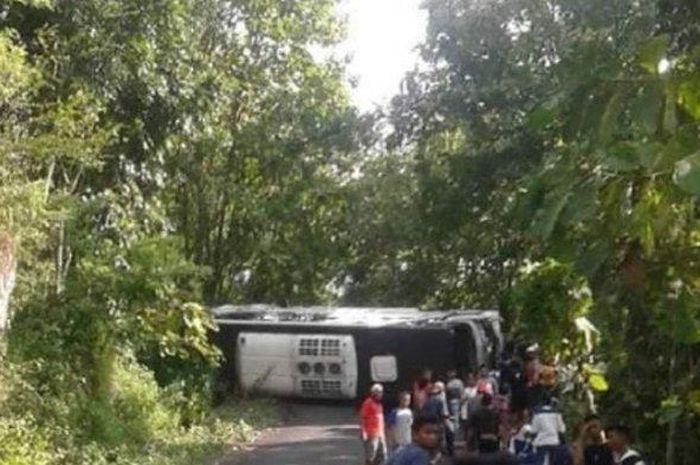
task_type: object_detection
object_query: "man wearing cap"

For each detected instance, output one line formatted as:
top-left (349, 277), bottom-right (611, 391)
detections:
top-left (361, 383), bottom-right (388, 465)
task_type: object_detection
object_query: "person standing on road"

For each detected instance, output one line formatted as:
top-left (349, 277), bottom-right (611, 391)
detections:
top-left (413, 369), bottom-right (434, 413)
top-left (508, 409), bottom-right (536, 464)
top-left (530, 398), bottom-right (566, 465)
top-left (446, 370), bottom-right (465, 455)
top-left (392, 391), bottom-right (414, 452)
top-left (421, 382), bottom-right (449, 419)
top-left (361, 383), bottom-right (388, 465)
top-left (421, 381), bottom-right (451, 455)
top-left (477, 365), bottom-right (498, 396)
top-left (499, 349), bottom-right (519, 397)
top-left (467, 393), bottom-right (501, 453)
top-left (446, 370), bottom-right (465, 429)
top-left (462, 373), bottom-right (479, 423)
top-left (386, 415), bottom-right (442, 465)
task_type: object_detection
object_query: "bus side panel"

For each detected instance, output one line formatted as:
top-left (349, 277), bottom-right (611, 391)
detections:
top-left (353, 327), bottom-right (458, 405)
top-left (212, 321), bottom-right (484, 403)
top-left (236, 332), bottom-right (295, 396)
top-left (234, 331), bottom-right (358, 399)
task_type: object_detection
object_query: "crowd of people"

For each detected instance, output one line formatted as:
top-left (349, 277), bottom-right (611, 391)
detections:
top-left (358, 345), bottom-right (646, 465)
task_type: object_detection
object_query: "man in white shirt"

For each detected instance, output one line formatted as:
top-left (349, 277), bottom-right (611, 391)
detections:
top-left (461, 373), bottom-right (479, 422)
top-left (393, 391), bottom-right (414, 451)
top-left (530, 400), bottom-right (565, 465)
top-left (605, 425), bottom-right (645, 465)
top-left (445, 370), bottom-right (464, 455)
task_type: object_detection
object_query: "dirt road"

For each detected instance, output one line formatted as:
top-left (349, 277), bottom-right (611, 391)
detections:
top-left (221, 402), bottom-right (362, 465)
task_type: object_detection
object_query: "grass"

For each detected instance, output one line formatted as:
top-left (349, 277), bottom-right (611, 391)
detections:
top-left (123, 397), bottom-right (281, 465)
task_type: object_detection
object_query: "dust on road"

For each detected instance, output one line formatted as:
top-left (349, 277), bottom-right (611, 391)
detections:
top-left (219, 402), bottom-right (362, 465)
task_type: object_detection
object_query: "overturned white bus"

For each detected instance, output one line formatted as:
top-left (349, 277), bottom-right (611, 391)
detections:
top-left (210, 305), bottom-right (502, 401)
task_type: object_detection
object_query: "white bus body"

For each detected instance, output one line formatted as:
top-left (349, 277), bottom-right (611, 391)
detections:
top-left (235, 332), bottom-right (358, 399)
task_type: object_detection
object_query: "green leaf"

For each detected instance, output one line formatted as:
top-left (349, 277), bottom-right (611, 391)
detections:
top-left (631, 83), bottom-right (662, 134)
top-left (560, 180), bottom-right (597, 224)
top-left (689, 390), bottom-right (700, 415)
top-left (673, 297), bottom-right (700, 345)
top-left (527, 92), bottom-right (565, 130)
top-left (16, 0), bottom-right (53, 7)
top-left (639, 221), bottom-right (654, 258)
top-left (673, 152), bottom-right (700, 196)
top-left (678, 77), bottom-right (700, 120)
top-left (601, 144), bottom-right (640, 172)
top-left (527, 105), bottom-right (556, 130)
top-left (658, 396), bottom-right (683, 425)
top-left (664, 92), bottom-right (678, 134)
top-left (545, 235), bottom-right (579, 263)
top-left (529, 191), bottom-right (571, 240)
top-left (637, 34), bottom-right (670, 74)
top-left (638, 142), bottom-right (664, 170)
top-left (588, 373), bottom-right (609, 392)
top-left (575, 241), bottom-right (611, 278)
top-left (599, 88), bottom-right (627, 144)
top-left (657, 129), bottom-right (700, 170)
top-left (656, 292), bottom-right (700, 344)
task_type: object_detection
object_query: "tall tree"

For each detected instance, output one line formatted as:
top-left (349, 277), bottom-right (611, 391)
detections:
top-left (385, 0), bottom-right (700, 461)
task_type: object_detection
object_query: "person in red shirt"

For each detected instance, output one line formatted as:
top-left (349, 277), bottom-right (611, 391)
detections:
top-left (361, 383), bottom-right (387, 465)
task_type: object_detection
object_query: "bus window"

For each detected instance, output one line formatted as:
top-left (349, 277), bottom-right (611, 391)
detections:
top-left (370, 355), bottom-right (397, 382)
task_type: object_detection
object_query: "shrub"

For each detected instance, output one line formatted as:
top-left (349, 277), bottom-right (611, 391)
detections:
top-left (134, 302), bottom-right (221, 425)
top-left (0, 416), bottom-right (52, 465)
top-left (0, 347), bottom-right (276, 465)
top-left (110, 356), bottom-right (180, 444)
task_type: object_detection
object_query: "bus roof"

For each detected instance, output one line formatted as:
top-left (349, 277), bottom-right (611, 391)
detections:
top-left (210, 304), bottom-right (499, 329)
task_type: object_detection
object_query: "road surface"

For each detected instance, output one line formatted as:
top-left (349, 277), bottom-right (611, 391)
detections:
top-left (222, 402), bottom-right (362, 465)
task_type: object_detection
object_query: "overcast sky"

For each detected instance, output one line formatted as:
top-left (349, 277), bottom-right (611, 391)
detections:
top-left (337, 0), bottom-right (427, 111)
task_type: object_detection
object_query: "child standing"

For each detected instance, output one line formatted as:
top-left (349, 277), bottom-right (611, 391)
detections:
top-left (392, 391), bottom-right (414, 452)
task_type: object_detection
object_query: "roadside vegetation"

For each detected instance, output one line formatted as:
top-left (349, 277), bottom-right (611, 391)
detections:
top-left (0, 1), bottom-right (699, 464)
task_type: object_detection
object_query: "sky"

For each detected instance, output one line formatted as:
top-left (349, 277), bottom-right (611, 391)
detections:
top-left (336, 0), bottom-right (427, 111)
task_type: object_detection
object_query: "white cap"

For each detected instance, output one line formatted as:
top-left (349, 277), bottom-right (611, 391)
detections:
top-left (370, 383), bottom-right (384, 393)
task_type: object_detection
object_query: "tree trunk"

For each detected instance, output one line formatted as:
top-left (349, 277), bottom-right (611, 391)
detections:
top-left (54, 220), bottom-right (72, 295)
top-left (0, 231), bottom-right (16, 330)
top-left (666, 342), bottom-right (677, 465)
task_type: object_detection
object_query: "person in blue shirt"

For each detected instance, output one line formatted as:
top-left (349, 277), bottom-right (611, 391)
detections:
top-left (421, 382), bottom-right (448, 420)
top-left (386, 415), bottom-right (441, 465)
